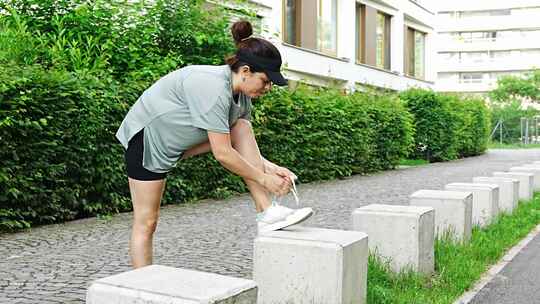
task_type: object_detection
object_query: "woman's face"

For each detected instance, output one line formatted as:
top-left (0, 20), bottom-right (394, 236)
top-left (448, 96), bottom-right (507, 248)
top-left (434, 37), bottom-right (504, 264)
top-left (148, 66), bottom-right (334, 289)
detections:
top-left (240, 67), bottom-right (272, 98)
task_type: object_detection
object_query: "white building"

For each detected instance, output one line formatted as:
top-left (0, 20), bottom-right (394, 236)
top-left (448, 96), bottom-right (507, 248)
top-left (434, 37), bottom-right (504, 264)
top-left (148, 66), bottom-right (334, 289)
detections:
top-left (435, 0), bottom-right (540, 94)
top-left (223, 0), bottom-right (437, 92)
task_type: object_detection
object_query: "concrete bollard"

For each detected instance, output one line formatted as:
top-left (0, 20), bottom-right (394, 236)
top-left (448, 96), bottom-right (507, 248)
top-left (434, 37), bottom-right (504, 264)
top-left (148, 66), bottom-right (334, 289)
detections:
top-left (352, 204), bottom-right (434, 274)
top-left (509, 167), bottom-right (540, 190)
top-left (493, 172), bottom-right (533, 201)
top-left (254, 226), bottom-right (368, 304)
top-left (86, 265), bottom-right (257, 304)
top-left (409, 190), bottom-right (472, 242)
top-left (445, 183), bottom-right (499, 227)
top-left (473, 177), bottom-right (519, 214)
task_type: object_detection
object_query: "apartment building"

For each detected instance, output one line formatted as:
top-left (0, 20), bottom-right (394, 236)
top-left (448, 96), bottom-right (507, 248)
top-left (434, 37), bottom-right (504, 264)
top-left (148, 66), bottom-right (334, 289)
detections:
top-left (435, 0), bottom-right (540, 94)
top-left (223, 0), bottom-right (436, 92)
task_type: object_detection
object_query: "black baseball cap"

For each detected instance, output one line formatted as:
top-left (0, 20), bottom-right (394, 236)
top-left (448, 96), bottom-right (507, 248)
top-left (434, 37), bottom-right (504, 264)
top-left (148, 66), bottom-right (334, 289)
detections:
top-left (236, 48), bottom-right (288, 86)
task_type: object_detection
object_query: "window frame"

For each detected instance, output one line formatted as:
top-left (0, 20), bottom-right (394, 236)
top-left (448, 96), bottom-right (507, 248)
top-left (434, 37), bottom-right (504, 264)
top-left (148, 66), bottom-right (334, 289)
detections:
top-left (282, 0), bottom-right (302, 46)
top-left (375, 11), bottom-right (391, 70)
top-left (413, 30), bottom-right (426, 79)
top-left (405, 26), bottom-right (426, 80)
top-left (316, 0), bottom-right (338, 56)
top-left (459, 72), bottom-right (483, 84)
top-left (356, 3), bottom-right (366, 64)
top-left (282, 0), bottom-right (338, 56)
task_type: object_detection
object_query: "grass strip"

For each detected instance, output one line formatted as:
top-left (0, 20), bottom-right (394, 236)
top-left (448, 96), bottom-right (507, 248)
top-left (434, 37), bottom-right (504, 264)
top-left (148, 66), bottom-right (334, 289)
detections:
top-left (367, 192), bottom-right (540, 304)
top-left (488, 142), bottom-right (540, 149)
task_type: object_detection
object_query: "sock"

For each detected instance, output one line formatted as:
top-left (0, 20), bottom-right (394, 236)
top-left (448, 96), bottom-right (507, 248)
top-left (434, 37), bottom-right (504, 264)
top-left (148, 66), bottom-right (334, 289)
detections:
top-left (256, 209), bottom-right (268, 221)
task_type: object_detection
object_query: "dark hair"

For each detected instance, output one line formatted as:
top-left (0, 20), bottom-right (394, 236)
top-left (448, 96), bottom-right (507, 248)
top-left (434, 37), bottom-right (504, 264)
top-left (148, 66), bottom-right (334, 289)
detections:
top-left (226, 20), bottom-right (282, 73)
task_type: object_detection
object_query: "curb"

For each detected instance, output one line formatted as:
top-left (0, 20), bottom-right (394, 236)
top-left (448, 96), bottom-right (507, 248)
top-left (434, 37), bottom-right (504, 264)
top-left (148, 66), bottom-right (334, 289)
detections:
top-left (453, 223), bottom-right (540, 304)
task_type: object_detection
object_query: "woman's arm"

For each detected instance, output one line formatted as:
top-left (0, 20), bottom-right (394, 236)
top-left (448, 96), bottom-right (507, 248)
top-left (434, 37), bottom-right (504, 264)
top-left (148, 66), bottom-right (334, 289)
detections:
top-left (181, 139), bottom-right (296, 182)
top-left (261, 156), bottom-right (279, 174)
top-left (181, 141), bottom-right (211, 159)
top-left (207, 131), bottom-right (290, 196)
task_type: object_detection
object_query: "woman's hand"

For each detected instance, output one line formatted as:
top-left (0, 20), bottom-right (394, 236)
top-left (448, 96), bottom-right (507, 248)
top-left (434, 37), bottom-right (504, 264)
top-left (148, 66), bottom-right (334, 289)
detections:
top-left (273, 166), bottom-right (297, 183)
top-left (261, 173), bottom-right (290, 197)
top-left (263, 160), bottom-right (297, 183)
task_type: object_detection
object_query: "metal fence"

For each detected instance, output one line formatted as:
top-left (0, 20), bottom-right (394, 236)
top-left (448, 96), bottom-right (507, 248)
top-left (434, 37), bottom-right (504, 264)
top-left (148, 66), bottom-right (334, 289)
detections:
top-left (491, 116), bottom-right (540, 144)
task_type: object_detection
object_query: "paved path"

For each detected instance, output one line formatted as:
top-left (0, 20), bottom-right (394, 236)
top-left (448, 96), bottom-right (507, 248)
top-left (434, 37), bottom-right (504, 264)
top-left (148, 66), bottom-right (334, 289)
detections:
top-left (470, 230), bottom-right (540, 304)
top-left (2, 149), bottom-right (540, 303)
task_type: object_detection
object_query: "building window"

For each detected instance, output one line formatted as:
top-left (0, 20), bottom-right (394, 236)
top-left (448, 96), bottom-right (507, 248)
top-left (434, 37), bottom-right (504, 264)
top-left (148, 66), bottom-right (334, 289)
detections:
top-left (376, 12), bottom-right (391, 69)
top-left (460, 9), bottom-right (510, 18)
top-left (442, 9), bottom-right (512, 19)
top-left (459, 31), bottom-right (496, 43)
top-left (283, 0), bottom-right (338, 56)
top-left (459, 72), bottom-right (483, 84)
top-left (284, 0), bottom-right (300, 45)
top-left (355, 4), bottom-right (392, 70)
top-left (440, 52), bottom-right (458, 63)
top-left (413, 31), bottom-right (425, 78)
top-left (405, 27), bottom-right (425, 79)
top-left (461, 51), bottom-right (486, 63)
top-left (356, 4), bottom-right (366, 63)
top-left (317, 0), bottom-right (338, 55)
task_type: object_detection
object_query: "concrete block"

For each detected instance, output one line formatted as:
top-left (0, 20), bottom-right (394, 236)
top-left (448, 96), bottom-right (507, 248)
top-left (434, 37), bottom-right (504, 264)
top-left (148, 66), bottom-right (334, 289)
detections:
top-left (352, 204), bottom-right (434, 274)
top-left (254, 227), bottom-right (368, 304)
top-left (409, 190), bottom-right (472, 242)
top-left (494, 172), bottom-right (533, 201)
top-left (445, 183), bottom-right (499, 227)
top-left (509, 167), bottom-right (540, 190)
top-left (86, 265), bottom-right (257, 304)
top-left (473, 177), bottom-right (519, 213)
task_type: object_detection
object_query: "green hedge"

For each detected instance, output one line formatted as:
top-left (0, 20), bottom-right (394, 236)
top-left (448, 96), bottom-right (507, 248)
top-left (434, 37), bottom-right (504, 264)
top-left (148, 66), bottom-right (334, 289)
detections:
top-left (253, 88), bottom-right (414, 181)
top-left (0, 0), bottom-right (238, 230)
top-left (0, 0), bottom-right (489, 231)
top-left (400, 88), bottom-right (490, 162)
top-left (0, 68), bottom-right (416, 231)
top-left (452, 95), bottom-right (491, 157)
top-left (0, 64), bottom-right (129, 230)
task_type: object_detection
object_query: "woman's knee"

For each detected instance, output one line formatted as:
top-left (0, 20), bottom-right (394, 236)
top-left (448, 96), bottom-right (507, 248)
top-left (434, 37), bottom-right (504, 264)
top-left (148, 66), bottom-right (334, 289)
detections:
top-left (133, 215), bottom-right (159, 236)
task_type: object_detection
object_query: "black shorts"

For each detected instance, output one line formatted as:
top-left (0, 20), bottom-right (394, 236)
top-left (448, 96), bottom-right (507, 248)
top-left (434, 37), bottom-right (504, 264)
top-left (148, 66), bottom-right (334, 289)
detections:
top-left (125, 129), bottom-right (167, 181)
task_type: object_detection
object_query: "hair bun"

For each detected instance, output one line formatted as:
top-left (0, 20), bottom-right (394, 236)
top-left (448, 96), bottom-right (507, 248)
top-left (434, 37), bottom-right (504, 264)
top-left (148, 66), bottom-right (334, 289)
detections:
top-left (231, 20), bottom-right (253, 45)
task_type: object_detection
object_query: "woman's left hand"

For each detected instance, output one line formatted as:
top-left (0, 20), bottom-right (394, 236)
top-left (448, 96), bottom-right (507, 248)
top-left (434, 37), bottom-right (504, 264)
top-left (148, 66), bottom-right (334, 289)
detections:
top-left (273, 166), bottom-right (297, 183)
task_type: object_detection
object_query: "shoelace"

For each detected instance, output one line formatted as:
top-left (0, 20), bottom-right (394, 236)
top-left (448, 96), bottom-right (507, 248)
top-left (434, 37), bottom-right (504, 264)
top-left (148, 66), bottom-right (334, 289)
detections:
top-left (273, 174), bottom-right (300, 207)
top-left (290, 176), bottom-right (299, 206)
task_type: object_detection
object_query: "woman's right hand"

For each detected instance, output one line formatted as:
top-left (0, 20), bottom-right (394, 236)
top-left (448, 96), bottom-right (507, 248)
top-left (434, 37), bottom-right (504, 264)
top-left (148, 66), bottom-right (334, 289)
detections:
top-left (261, 173), bottom-right (290, 197)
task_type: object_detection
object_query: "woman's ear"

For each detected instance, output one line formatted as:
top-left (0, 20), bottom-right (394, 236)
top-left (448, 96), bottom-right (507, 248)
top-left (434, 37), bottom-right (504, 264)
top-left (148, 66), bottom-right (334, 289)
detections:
top-left (240, 65), bottom-right (251, 75)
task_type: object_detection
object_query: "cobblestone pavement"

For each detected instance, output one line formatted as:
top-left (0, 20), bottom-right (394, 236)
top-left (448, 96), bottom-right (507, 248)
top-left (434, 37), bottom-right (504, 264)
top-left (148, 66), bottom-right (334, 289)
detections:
top-left (2, 149), bottom-right (540, 303)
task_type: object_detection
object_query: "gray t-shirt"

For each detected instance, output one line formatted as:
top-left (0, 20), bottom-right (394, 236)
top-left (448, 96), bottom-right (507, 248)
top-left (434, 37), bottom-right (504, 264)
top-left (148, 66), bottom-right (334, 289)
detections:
top-left (116, 65), bottom-right (252, 173)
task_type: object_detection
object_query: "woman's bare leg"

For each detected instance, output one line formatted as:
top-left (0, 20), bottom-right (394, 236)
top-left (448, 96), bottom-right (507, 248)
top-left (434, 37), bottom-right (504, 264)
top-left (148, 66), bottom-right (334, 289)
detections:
top-left (128, 178), bottom-right (166, 268)
top-left (230, 119), bottom-right (272, 212)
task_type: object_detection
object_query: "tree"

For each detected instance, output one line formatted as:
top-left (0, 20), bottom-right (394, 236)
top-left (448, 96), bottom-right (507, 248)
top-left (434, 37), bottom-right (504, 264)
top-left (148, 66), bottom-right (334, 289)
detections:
top-left (490, 69), bottom-right (540, 103)
top-left (488, 69), bottom-right (540, 143)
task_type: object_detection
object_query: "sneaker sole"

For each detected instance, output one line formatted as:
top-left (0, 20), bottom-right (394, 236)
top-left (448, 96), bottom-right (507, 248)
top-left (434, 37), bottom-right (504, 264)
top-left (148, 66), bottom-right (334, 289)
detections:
top-left (259, 208), bottom-right (314, 233)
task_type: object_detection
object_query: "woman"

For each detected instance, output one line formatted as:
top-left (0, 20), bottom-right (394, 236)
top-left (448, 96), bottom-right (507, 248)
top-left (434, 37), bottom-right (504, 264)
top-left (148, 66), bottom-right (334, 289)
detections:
top-left (116, 20), bottom-right (313, 268)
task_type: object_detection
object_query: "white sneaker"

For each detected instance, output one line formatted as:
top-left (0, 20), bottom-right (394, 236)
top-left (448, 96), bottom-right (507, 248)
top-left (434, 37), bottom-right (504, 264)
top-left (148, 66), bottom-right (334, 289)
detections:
top-left (257, 203), bottom-right (313, 234)
top-left (269, 203), bottom-right (295, 217)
